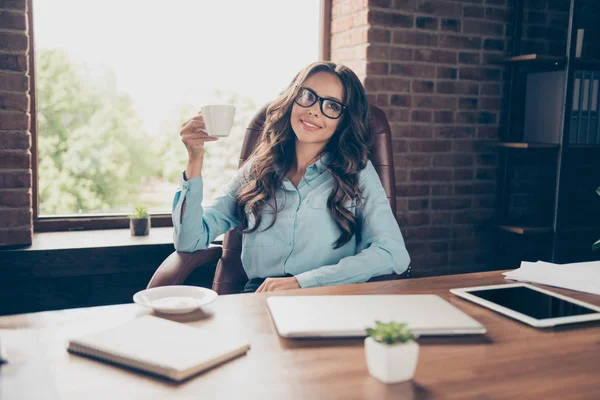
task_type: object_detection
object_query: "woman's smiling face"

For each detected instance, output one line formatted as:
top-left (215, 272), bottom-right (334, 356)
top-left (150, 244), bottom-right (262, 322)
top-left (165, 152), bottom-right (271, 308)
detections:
top-left (290, 71), bottom-right (345, 146)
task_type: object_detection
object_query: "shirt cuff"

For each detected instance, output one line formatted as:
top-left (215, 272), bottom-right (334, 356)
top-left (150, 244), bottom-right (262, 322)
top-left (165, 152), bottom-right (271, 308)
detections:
top-left (294, 270), bottom-right (319, 289)
top-left (181, 172), bottom-right (203, 197)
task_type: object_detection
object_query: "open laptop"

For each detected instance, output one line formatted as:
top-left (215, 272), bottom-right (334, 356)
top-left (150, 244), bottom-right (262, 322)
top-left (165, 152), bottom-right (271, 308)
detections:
top-left (267, 295), bottom-right (486, 338)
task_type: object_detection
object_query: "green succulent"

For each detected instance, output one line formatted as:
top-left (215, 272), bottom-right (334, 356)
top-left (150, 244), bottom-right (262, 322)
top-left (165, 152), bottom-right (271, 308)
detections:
top-left (130, 204), bottom-right (149, 219)
top-left (365, 321), bottom-right (417, 345)
top-left (595, 187), bottom-right (600, 252)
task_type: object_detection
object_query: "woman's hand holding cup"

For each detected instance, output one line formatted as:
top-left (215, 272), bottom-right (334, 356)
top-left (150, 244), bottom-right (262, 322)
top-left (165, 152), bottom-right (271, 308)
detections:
top-left (180, 112), bottom-right (218, 160)
top-left (180, 112), bottom-right (218, 179)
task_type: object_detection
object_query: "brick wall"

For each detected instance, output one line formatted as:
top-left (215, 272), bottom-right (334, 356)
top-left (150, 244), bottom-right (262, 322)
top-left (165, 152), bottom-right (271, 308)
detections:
top-left (330, 0), bottom-right (511, 277)
top-left (0, 0), bottom-right (32, 247)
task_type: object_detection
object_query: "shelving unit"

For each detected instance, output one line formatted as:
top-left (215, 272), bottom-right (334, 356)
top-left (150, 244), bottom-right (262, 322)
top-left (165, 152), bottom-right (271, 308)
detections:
top-left (493, 0), bottom-right (600, 268)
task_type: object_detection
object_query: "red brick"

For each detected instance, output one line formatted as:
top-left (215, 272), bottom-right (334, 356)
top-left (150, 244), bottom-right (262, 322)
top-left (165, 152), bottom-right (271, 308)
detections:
top-left (431, 197), bottom-right (472, 210)
top-left (366, 44), bottom-right (390, 60)
top-left (0, 110), bottom-right (28, 130)
top-left (414, 49), bottom-right (457, 64)
top-left (0, 189), bottom-right (29, 207)
top-left (0, 131), bottom-right (29, 149)
top-left (439, 35), bottom-right (482, 50)
top-left (481, 83), bottom-right (502, 96)
top-left (473, 195), bottom-right (495, 208)
top-left (463, 20), bottom-right (503, 36)
top-left (483, 38), bottom-right (505, 51)
top-left (431, 211), bottom-right (452, 224)
top-left (453, 209), bottom-right (494, 224)
top-left (391, 63), bottom-right (436, 78)
top-left (0, 92), bottom-right (28, 112)
top-left (0, 208), bottom-right (30, 227)
top-left (436, 67), bottom-right (457, 79)
top-left (387, 108), bottom-right (410, 122)
top-left (434, 126), bottom-right (476, 139)
top-left (485, 7), bottom-right (509, 22)
top-left (397, 183), bottom-right (430, 196)
top-left (368, 28), bottom-right (391, 43)
top-left (441, 18), bottom-right (460, 32)
top-left (476, 168), bottom-right (496, 180)
top-left (432, 184), bottom-right (452, 196)
top-left (390, 47), bottom-right (413, 61)
top-left (393, 124), bottom-right (433, 138)
top-left (392, 139), bottom-right (408, 152)
top-left (380, 77), bottom-right (411, 92)
top-left (0, 150), bottom-right (29, 168)
top-left (410, 109), bottom-right (432, 122)
top-left (436, 81), bottom-right (479, 95)
top-left (416, 0), bottom-right (461, 17)
top-left (477, 126), bottom-right (500, 139)
top-left (366, 61), bottom-right (389, 75)
top-left (454, 168), bottom-right (474, 181)
top-left (390, 94), bottom-right (412, 107)
top-left (0, 54), bottom-right (27, 72)
top-left (0, 227), bottom-right (32, 247)
top-left (369, 10), bottom-right (413, 28)
top-left (393, 30), bottom-right (438, 46)
top-left (480, 97), bottom-right (502, 110)
top-left (463, 6), bottom-right (484, 18)
top-left (434, 110), bottom-right (454, 123)
top-left (0, 11), bottom-right (26, 30)
top-left (0, 170), bottom-right (30, 188)
top-left (411, 80), bottom-right (434, 93)
top-left (0, 32), bottom-right (27, 52)
top-left (0, 0), bottom-right (26, 10)
top-left (459, 52), bottom-right (480, 65)
top-left (416, 16), bottom-right (438, 30)
top-left (371, 0), bottom-right (392, 7)
top-left (408, 198), bottom-right (429, 210)
top-left (392, 0), bottom-right (416, 11)
top-left (410, 168), bottom-right (453, 181)
top-left (459, 97), bottom-right (478, 109)
top-left (459, 67), bottom-right (502, 81)
top-left (398, 212), bottom-right (430, 226)
top-left (433, 154), bottom-right (474, 167)
top-left (456, 111), bottom-right (496, 124)
top-left (396, 153), bottom-right (432, 167)
top-left (413, 95), bottom-right (457, 109)
top-left (0, 72), bottom-right (27, 91)
top-left (409, 140), bottom-right (451, 152)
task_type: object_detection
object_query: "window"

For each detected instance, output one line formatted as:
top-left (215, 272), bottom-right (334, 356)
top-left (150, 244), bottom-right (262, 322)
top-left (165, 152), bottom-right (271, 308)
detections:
top-left (30, 0), bottom-right (326, 230)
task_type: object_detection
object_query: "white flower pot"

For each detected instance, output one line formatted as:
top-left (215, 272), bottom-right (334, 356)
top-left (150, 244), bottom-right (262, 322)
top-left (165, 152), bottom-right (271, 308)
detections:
top-left (364, 337), bottom-right (419, 384)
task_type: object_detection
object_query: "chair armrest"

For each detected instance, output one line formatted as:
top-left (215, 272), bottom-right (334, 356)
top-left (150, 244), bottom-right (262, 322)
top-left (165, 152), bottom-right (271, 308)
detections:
top-left (147, 246), bottom-right (223, 289)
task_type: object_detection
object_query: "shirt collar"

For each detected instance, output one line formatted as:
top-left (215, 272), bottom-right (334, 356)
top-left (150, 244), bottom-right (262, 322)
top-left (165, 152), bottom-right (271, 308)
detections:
top-left (307, 152), bottom-right (331, 174)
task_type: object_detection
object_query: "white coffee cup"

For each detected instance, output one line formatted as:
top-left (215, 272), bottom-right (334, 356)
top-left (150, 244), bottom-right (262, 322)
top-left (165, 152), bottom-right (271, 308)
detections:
top-left (201, 104), bottom-right (236, 137)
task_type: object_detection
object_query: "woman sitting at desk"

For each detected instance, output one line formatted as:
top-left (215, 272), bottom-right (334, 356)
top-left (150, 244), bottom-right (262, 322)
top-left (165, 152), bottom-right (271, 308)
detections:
top-left (172, 61), bottom-right (410, 293)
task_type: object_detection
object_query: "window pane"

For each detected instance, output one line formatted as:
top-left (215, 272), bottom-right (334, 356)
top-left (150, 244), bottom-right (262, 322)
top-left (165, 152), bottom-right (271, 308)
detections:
top-left (33, 0), bottom-right (321, 217)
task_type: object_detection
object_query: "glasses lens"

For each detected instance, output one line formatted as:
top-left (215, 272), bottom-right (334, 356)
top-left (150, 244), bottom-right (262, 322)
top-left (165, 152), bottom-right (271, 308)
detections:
top-left (296, 88), bottom-right (316, 107)
top-left (322, 99), bottom-right (343, 119)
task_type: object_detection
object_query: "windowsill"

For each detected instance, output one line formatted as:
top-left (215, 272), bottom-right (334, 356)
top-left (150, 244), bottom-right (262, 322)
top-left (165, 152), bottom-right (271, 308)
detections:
top-left (4, 227), bottom-right (176, 252)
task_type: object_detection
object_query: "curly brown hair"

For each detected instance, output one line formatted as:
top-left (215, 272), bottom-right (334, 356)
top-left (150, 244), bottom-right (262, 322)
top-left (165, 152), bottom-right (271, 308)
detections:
top-left (236, 62), bottom-right (371, 249)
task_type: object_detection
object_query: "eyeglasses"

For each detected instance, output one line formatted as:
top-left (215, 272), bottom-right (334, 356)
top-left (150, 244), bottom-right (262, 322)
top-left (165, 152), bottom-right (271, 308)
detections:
top-left (294, 87), bottom-right (346, 120)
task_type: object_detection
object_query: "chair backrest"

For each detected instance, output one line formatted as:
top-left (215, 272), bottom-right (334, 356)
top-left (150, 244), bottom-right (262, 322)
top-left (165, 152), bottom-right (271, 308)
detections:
top-left (212, 104), bottom-right (396, 294)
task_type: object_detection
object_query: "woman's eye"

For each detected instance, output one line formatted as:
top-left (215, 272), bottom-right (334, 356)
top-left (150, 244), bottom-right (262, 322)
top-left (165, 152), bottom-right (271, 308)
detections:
top-left (327, 102), bottom-right (340, 111)
top-left (303, 90), bottom-right (315, 102)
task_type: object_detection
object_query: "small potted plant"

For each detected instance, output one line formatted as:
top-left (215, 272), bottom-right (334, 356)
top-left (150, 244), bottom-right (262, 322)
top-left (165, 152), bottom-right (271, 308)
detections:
top-left (365, 321), bottom-right (419, 384)
top-left (130, 204), bottom-right (150, 236)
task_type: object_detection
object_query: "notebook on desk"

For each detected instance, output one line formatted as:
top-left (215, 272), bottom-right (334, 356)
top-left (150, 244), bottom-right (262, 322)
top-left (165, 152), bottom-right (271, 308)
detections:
top-left (67, 315), bottom-right (250, 382)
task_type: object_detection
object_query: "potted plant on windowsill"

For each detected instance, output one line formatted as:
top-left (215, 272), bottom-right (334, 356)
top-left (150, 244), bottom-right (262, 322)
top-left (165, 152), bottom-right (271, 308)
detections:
top-left (365, 321), bottom-right (419, 384)
top-left (130, 204), bottom-right (150, 236)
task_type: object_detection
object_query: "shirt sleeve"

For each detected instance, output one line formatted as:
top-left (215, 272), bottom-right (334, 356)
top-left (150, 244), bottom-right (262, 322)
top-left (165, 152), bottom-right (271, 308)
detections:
top-left (172, 168), bottom-right (247, 252)
top-left (294, 161), bottom-right (411, 288)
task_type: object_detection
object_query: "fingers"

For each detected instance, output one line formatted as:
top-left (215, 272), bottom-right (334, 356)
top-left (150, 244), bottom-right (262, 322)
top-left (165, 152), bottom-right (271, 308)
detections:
top-left (181, 113), bottom-right (204, 127)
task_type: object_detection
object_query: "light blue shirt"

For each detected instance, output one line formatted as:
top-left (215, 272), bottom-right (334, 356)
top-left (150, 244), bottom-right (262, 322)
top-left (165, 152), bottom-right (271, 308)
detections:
top-left (172, 156), bottom-right (410, 288)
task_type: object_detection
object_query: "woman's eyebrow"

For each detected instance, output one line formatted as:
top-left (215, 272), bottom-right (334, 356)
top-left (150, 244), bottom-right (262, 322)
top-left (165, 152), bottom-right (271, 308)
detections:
top-left (306, 86), bottom-right (343, 102)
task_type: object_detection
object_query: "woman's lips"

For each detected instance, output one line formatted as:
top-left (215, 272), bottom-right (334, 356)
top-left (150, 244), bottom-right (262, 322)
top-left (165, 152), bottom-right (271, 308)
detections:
top-left (300, 119), bottom-right (321, 131)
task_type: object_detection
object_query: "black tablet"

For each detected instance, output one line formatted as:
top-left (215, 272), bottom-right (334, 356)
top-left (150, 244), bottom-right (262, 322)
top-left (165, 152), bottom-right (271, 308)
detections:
top-left (450, 283), bottom-right (600, 328)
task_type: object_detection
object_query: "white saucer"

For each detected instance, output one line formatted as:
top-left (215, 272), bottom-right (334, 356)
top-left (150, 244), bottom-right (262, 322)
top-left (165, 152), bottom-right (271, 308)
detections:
top-left (133, 286), bottom-right (218, 314)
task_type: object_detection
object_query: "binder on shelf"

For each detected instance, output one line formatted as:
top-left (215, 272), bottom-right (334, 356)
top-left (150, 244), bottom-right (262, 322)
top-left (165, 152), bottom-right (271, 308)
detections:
top-left (571, 70), bottom-right (599, 145)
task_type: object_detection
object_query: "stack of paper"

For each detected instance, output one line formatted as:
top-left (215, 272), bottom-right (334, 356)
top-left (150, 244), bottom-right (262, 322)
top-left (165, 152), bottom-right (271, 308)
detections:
top-left (504, 261), bottom-right (600, 296)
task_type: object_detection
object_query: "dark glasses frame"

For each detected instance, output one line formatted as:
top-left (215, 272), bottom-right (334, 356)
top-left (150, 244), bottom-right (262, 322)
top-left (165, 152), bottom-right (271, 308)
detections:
top-left (294, 87), bottom-right (347, 120)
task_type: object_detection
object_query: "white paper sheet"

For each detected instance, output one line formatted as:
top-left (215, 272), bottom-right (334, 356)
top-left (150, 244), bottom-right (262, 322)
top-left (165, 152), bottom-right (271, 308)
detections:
top-left (504, 260), bottom-right (600, 296)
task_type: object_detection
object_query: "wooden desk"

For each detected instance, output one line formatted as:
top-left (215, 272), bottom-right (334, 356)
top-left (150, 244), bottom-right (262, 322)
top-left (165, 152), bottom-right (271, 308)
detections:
top-left (1, 271), bottom-right (599, 399)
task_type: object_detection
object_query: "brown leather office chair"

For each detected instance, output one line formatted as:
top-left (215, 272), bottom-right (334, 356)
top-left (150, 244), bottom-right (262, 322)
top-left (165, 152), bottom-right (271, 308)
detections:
top-left (147, 103), bottom-right (411, 294)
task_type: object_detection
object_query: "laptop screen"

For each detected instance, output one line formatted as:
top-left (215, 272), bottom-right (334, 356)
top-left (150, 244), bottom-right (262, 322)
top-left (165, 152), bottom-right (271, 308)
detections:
top-left (468, 286), bottom-right (599, 320)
